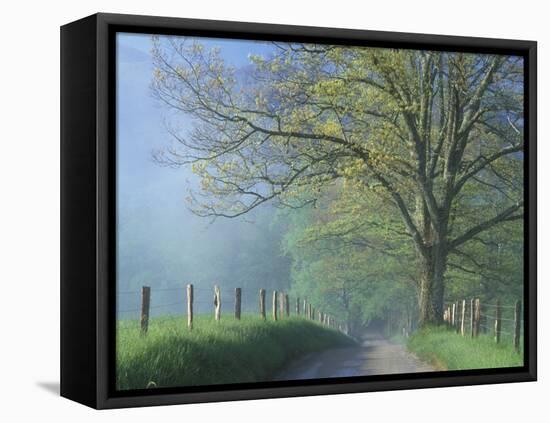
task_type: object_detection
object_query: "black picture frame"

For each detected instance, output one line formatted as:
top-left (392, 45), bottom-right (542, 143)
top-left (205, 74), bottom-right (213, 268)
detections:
top-left (60, 12), bottom-right (537, 409)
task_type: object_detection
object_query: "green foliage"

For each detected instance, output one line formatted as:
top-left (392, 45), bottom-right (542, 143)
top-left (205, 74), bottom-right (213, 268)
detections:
top-left (445, 219), bottom-right (524, 305)
top-left (408, 326), bottom-right (523, 370)
top-left (117, 314), bottom-right (355, 390)
top-left (150, 37), bottom-right (525, 327)
top-left (281, 190), bottom-right (418, 336)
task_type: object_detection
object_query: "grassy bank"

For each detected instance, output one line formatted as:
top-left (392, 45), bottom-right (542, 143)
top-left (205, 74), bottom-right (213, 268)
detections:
top-left (407, 326), bottom-right (523, 370)
top-left (117, 315), bottom-right (355, 390)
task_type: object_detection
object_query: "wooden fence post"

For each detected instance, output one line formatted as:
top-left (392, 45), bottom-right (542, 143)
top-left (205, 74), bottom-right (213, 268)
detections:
top-left (454, 302), bottom-right (459, 333)
top-left (470, 298), bottom-right (474, 338)
top-left (296, 297), bottom-right (300, 315)
top-left (235, 288), bottom-right (241, 320)
top-left (272, 291), bottom-right (278, 321)
top-left (285, 294), bottom-right (290, 317)
top-left (214, 285), bottom-right (221, 321)
top-left (473, 298), bottom-right (480, 337)
top-left (494, 299), bottom-right (501, 343)
top-left (460, 299), bottom-right (466, 336)
top-left (186, 284), bottom-right (193, 330)
top-left (140, 286), bottom-right (150, 334)
top-left (259, 289), bottom-right (266, 320)
top-left (451, 303), bottom-right (456, 328)
top-left (456, 302), bottom-right (460, 332)
top-left (514, 300), bottom-right (522, 352)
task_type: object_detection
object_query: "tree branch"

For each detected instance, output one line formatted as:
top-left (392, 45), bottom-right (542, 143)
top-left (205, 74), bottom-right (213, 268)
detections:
top-left (449, 201), bottom-right (524, 250)
top-left (453, 144), bottom-right (523, 196)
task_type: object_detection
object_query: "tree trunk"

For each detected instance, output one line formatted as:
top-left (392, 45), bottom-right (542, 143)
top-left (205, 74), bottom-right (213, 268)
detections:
top-left (418, 243), bottom-right (447, 326)
top-left (414, 193), bottom-right (449, 328)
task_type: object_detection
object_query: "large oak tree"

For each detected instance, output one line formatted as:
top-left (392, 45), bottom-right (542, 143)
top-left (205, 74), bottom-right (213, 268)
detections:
top-left (151, 37), bottom-right (524, 326)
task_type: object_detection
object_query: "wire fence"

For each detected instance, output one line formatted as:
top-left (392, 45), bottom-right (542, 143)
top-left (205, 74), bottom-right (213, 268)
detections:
top-left (117, 286), bottom-right (288, 318)
top-left (442, 297), bottom-right (523, 352)
top-left (117, 284), bottom-right (348, 335)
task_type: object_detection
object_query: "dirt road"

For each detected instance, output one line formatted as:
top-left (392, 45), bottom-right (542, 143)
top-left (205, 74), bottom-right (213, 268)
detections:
top-left (275, 330), bottom-right (436, 380)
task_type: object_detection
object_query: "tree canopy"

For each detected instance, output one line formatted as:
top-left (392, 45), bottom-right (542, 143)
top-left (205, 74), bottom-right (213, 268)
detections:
top-left (151, 37), bottom-right (524, 326)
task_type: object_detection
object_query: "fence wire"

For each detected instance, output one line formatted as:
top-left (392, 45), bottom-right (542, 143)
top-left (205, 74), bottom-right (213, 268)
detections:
top-left (115, 285), bottom-right (329, 327)
top-left (442, 296), bottom-right (524, 352)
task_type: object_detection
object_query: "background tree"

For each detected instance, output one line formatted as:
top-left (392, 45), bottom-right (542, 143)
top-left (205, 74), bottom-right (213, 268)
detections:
top-left (284, 209), bottom-right (417, 337)
top-left (151, 37), bottom-right (524, 326)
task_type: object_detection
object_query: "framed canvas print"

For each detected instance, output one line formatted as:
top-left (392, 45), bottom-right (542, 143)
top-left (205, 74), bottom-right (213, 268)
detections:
top-left (60, 13), bottom-right (537, 409)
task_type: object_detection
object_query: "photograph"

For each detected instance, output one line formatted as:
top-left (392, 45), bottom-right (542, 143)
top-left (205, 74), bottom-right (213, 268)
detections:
top-left (1, 0), bottom-right (547, 418)
top-left (114, 31), bottom-right (526, 391)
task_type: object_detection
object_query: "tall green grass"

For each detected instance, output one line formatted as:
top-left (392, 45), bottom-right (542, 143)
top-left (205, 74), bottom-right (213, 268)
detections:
top-left (407, 326), bottom-right (523, 370)
top-left (117, 314), bottom-right (355, 390)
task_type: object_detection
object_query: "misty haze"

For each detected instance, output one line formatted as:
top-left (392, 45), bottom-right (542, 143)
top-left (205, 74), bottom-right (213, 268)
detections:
top-left (115, 33), bottom-right (525, 391)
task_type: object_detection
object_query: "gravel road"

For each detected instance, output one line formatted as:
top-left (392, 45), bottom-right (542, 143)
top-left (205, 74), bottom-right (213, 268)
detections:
top-left (275, 330), bottom-right (436, 380)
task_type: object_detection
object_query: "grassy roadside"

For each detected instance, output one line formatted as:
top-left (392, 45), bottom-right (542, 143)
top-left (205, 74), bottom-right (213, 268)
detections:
top-left (117, 315), bottom-right (355, 390)
top-left (407, 326), bottom-right (523, 371)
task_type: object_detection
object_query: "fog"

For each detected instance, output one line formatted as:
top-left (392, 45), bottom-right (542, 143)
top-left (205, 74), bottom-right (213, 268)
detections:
top-left (115, 34), bottom-right (292, 319)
